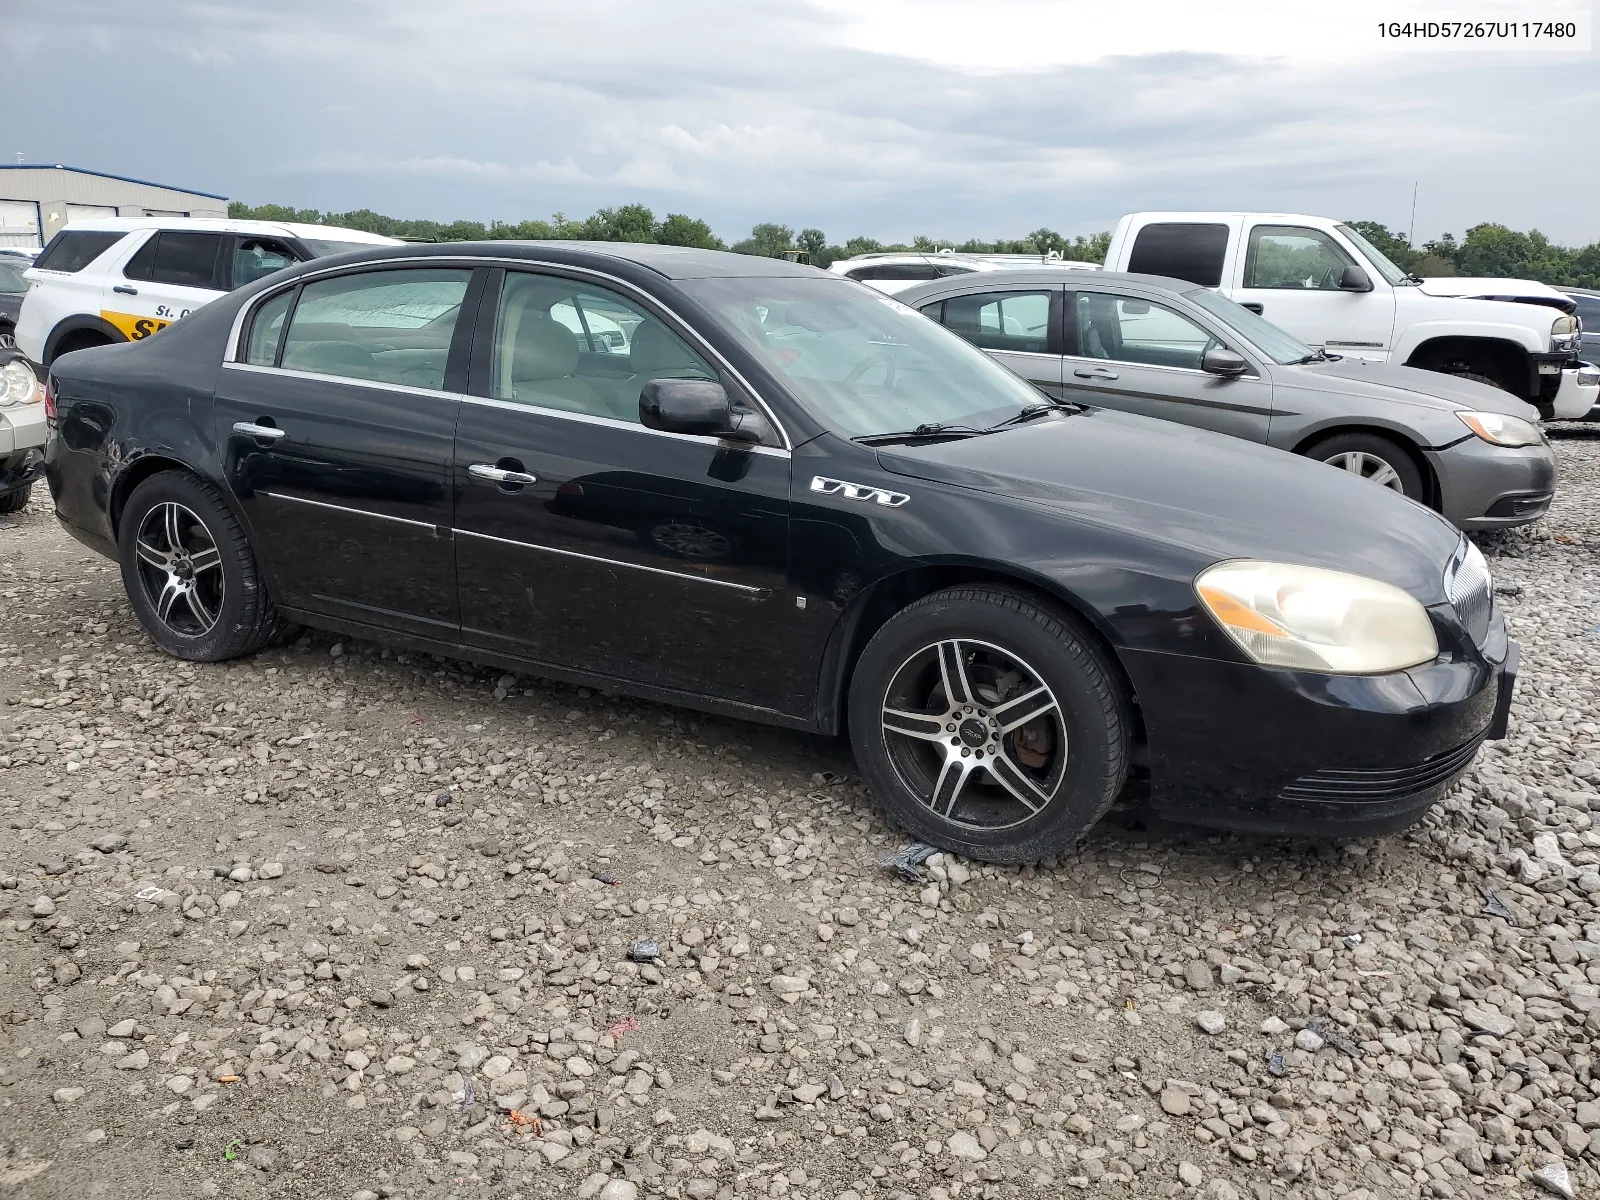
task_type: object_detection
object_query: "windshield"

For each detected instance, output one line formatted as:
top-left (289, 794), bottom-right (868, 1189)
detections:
top-left (1184, 288), bottom-right (1318, 365)
top-left (1335, 224), bottom-right (1411, 285)
top-left (682, 276), bottom-right (1045, 436)
top-left (0, 262), bottom-right (26, 293)
top-left (300, 239), bottom-right (380, 259)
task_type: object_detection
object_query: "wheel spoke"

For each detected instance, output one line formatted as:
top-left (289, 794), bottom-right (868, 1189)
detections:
top-left (155, 579), bottom-right (185, 624)
top-left (164, 503), bottom-right (184, 552)
top-left (188, 545), bottom-right (222, 576)
top-left (1339, 453), bottom-right (1364, 476)
top-left (186, 582), bottom-right (219, 629)
top-left (937, 641), bottom-right (972, 707)
top-left (1368, 462), bottom-right (1401, 489)
top-left (992, 685), bottom-right (1056, 733)
top-left (929, 752), bottom-right (976, 816)
top-left (135, 539), bottom-right (170, 570)
top-left (883, 707), bottom-right (948, 742)
top-left (986, 751), bottom-right (1049, 812)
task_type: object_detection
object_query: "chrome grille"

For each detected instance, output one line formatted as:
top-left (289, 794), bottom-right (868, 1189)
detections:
top-left (1444, 538), bottom-right (1492, 647)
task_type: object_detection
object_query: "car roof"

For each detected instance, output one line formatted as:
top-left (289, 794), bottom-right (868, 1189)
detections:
top-left (51, 216), bottom-right (398, 244)
top-left (892, 268), bottom-right (1201, 300)
top-left (295, 240), bottom-right (829, 280)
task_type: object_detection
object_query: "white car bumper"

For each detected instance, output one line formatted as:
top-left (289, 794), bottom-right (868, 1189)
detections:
top-left (0, 394), bottom-right (47, 455)
top-left (1552, 364), bottom-right (1599, 420)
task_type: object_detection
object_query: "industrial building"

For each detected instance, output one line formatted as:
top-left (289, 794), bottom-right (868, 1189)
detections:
top-left (0, 165), bottom-right (228, 250)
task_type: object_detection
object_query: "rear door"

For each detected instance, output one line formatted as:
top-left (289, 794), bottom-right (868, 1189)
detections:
top-left (918, 285), bottom-right (1065, 399)
top-left (106, 230), bottom-right (228, 341)
top-left (1063, 287), bottom-right (1273, 441)
top-left (453, 267), bottom-right (804, 714)
top-left (214, 264), bottom-right (480, 637)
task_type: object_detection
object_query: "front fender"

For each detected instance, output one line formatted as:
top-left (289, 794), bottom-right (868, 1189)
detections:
top-left (1392, 321), bottom-right (1542, 364)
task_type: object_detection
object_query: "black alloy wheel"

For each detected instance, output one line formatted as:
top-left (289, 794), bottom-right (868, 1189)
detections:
top-left (118, 471), bottom-right (288, 661)
top-left (849, 585), bottom-right (1130, 863)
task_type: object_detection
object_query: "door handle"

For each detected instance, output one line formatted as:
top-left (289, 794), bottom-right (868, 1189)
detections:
top-left (1073, 367), bottom-right (1119, 380)
top-left (1240, 302), bottom-right (1264, 315)
top-left (113, 285), bottom-right (138, 296)
top-left (469, 463), bottom-right (538, 485)
top-left (232, 421), bottom-right (285, 441)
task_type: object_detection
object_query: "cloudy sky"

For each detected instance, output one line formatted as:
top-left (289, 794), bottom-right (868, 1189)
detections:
top-left (11, 0), bottom-right (1599, 245)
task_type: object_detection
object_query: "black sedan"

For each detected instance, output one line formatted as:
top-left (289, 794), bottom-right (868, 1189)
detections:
top-left (44, 242), bottom-right (1517, 862)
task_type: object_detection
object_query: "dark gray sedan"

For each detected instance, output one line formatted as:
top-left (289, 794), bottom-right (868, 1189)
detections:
top-left (897, 270), bottom-right (1557, 529)
top-left (0, 257), bottom-right (26, 351)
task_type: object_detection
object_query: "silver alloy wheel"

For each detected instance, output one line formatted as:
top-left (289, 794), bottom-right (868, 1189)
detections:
top-left (133, 502), bottom-right (225, 637)
top-left (651, 521), bottom-right (732, 560)
top-left (0, 331), bottom-right (15, 351)
top-left (880, 638), bottom-right (1068, 831)
top-left (1325, 450), bottom-right (1404, 491)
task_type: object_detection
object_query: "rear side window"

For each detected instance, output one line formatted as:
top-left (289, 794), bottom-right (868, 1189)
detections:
top-left (846, 263), bottom-right (941, 282)
top-left (943, 290), bottom-right (1054, 354)
top-left (1126, 223), bottom-right (1230, 287)
top-left (244, 289), bottom-right (295, 366)
top-left (279, 268), bottom-right (471, 390)
top-left (122, 232), bottom-right (225, 289)
top-left (33, 230), bottom-right (122, 273)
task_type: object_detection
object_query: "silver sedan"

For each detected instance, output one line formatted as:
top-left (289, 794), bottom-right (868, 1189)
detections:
top-left (896, 269), bottom-right (1556, 529)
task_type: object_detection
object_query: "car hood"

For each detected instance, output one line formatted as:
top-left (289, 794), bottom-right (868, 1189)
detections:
top-left (873, 408), bottom-right (1462, 603)
top-left (1418, 276), bottom-right (1576, 313)
top-left (1285, 358), bottom-right (1540, 419)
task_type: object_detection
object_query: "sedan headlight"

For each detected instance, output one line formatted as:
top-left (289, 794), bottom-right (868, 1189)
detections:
top-left (0, 359), bottom-right (39, 408)
top-left (1457, 411), bottom-right (1543, 447)
top-left (1195, 560), bottom-right (1438, 674)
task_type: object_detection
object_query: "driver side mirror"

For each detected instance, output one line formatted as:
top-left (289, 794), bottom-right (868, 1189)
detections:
top-left (639, 378), bottom-right (759, 442)
top-left (1339, 264), bottom-right (1373, 292)
top-left (1201, 347), bottom-right (1250, 377)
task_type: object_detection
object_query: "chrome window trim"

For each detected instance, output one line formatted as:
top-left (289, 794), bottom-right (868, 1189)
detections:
top-left (221, 253), bottom-right (793, 450)
top-left (454, 528), bottom-right (772, 596)
top-left (257, 490), bottom-right (442, 531)
top-left (223, 360), bottom-right (464, 402)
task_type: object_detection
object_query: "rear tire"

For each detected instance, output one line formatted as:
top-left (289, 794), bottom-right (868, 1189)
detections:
top-left (847, 585), bottom-right (1130, 863)
top-left (1305, 432), bottom-right (1425, 501)
top-left (118, 471), bottom-right (286, 661)
top-left (0, 483), bottom-right (30, 513)
top-left (50, 330), bottom-right (115, 363)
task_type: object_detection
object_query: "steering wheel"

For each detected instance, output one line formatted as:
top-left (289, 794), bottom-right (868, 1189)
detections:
top-left (845, 351), bottom-right (896, 390)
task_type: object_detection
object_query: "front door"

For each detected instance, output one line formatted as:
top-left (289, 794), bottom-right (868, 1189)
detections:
top-left (214, 264), bottom-right (478, 637)
top-left (1229, 223), bottom-right (1396, 360)
top-left (104, 230), bottom-right (227, 342)
top-left (453, 268), bottom-right (801, 714)
top-left (1062, 289), bottom-right (1274, 442)
top-left (920, 286), bottom-right (1066, 399)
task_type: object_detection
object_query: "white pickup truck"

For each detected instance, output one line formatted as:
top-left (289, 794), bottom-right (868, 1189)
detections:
top-left (1104, 212), bottom-right (1596, 420)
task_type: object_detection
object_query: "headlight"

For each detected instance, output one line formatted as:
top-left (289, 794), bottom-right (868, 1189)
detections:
top-left (0, 359), bottom-right (38, 408)
top-left (1553, 315), bottom-right (1579, 338)
top-left (1195, 560), bottom-right (1438, 674)
top-left (1457, 411), bottom-right (1543, 447)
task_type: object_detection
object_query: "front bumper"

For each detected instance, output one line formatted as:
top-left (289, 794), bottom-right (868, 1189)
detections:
top-left (1123, 623), bottom-right (1510, 837)
top-left (1424, 436), bottom-right (1557, 530)
top-left (1547, 364), bottom-right (1598, 420)
top-left (0, 398), bottom-right (46, 496)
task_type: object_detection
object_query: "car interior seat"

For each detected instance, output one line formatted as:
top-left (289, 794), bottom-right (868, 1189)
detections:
top-left (281, 339), bottom-right (377, 378)
top-left (625, 320), bottom-right (713, 413)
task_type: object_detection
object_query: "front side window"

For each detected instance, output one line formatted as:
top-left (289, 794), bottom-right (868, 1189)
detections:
top-left (232, 238), bottom-right (297, 288)
top-left (492, 272), bottom-right (714, 422)
top-left (943, 289), bottom-right (1052, 354)
top-left (278, 268), bottom-right (470, 390)
top-left (121, 232), bottom-right (225, 289)
top-left (683, 276), bottom-right (1045, 437)
top-left (1244, 226), bottom-right (1356, 291)
top-left (1074, 292), bottom-right (1217, 370)
top-left (244, 289), bottom-right (295, 366)
top-left (33, 230), bottom-right (122, 274)
top-left (0, 262), bottom-right (26, 294)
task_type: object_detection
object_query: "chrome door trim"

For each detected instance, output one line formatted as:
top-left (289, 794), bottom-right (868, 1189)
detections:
top-left (459, 393), bottom-right (791, 458)
top-left (221, 360), bottom-right (472, 404)
top-left (257, 490), bottom-right (443, 532)
top-left (454, 528), bottom-right (771, 597)
top-left (221, 253), bottom-right (793, 450)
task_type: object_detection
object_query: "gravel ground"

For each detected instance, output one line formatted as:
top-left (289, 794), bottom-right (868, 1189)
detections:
top-left (4, 433), bottom-right (1600, 1200)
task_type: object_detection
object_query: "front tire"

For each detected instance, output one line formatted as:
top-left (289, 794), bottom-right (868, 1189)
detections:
top-left (1305, 432), bottom-right (1425, 501)
top-left (0, 482), bottom-right (30, 514)
top-left (848, 585), bottom-right (1130, 863)
top-left (118, 471), bottom-right (284, 661)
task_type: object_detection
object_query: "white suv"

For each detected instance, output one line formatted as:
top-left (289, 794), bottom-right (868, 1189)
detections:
top-left (15, 218), bottom-right (401, 369)
top-left (829, 250), bottom-right (1101, 295)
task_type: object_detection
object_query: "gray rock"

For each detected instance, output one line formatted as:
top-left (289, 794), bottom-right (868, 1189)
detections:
top-left (1532, 1161), bottom-right (1574, 1200)
top-left (1183, 960), bottom-right (1214, 991)
top-left (1194, 1010), bottom-right (1227, 1035)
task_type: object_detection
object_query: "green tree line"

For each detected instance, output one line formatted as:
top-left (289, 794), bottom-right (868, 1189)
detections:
top-left (230, 201), bottom-right (1600, 286)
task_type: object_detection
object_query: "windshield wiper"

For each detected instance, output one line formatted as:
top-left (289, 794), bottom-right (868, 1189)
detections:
top-left (987, 400), bottom-right (1083, 431)
top-left (1292, 348), bottom-right (1338, 364)
top-left (853, 423), bottom-right (989, 446)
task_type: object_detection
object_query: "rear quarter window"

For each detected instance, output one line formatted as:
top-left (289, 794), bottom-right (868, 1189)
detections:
top-left (1126, 223), bottom-right (1230, 288)
top-left (33, 230), bottom-right (124, 273)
